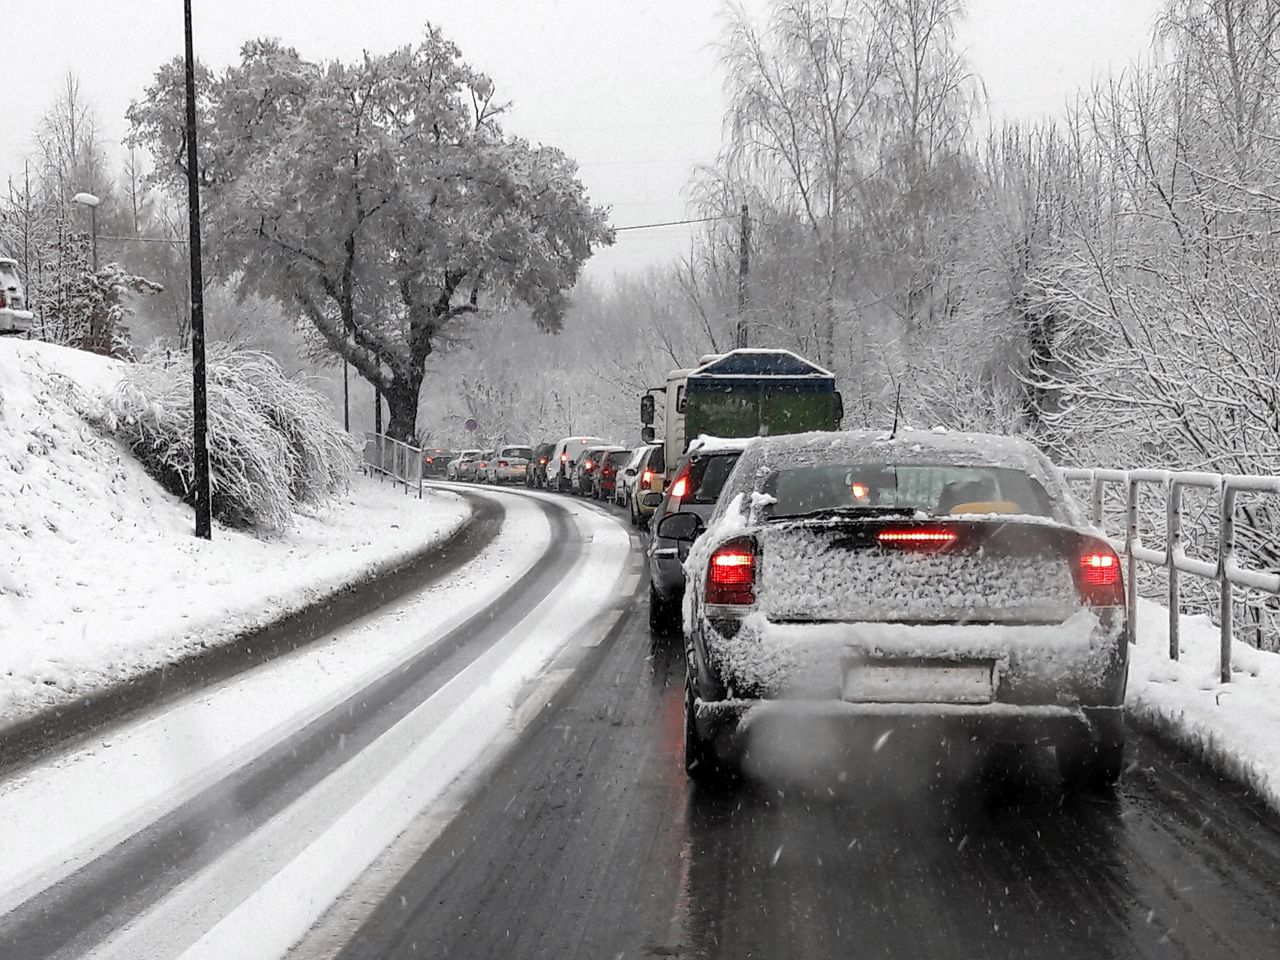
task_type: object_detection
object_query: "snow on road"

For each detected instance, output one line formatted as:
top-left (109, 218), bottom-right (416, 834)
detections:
top-left (1130, 599), bottom-right (1280, 814)
top-left (0, 337), bottom-right (470, 726)
top-left (0, 488), bottom-right (635, 959)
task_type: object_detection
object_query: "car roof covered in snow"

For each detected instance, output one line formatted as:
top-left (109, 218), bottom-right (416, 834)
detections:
top-left (686, 435), bottom-right (758, 455)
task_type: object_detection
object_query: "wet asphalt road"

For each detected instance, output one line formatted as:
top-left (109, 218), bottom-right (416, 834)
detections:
top-left (330, 539), bottom-right (1280, 960)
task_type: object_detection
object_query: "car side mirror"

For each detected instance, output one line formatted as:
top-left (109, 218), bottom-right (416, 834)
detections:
top-left (641, 491), bottom-right (664, 509)
top-left (657, 512), bottom-right (703, 542)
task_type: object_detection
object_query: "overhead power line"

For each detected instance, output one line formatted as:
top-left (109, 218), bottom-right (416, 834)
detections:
top-left (612, 215), bottom-right (729, 232)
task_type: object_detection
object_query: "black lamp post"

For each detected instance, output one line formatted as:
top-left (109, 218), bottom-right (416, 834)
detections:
top-left (184, 0), bottom-right (212, 540)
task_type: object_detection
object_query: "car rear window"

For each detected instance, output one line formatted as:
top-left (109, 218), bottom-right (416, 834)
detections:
top-left (682, 453), bottom-right (741, 505)
top-left (605, 450), bottom-right (629, 466)
top-left (502, 447), bottom-right (532, 459)
top-left (763, 463), bottom-right (1053, 519)
top-left (0, 262), bottom-right (19, 284)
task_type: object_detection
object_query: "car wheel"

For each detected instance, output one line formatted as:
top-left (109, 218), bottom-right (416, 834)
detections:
top-left (1057, 709), bottom-right (1125, 790)
top-left (684, 656), bottom-right (737, 785)
top-left (628, 498), bottom-right (639, 527)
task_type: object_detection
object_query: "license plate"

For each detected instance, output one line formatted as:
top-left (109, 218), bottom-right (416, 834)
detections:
top-left (842, 659), bottom-right (995, 704)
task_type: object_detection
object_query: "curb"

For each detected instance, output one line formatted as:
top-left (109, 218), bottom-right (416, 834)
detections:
top-left (0, 493), bottom-right (503, 776)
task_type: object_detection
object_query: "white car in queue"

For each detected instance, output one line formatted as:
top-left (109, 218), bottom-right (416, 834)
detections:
top-left (0, 258), bottom-right (34, 335)
top-left (663, 429), bottom-right (1130, 789)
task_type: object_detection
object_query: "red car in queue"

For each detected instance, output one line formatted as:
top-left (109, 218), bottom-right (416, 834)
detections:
top-left (665, 429), bottom-right (1130, 791)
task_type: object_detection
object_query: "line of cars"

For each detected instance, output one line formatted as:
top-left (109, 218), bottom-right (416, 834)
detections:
top-left (438, 438), bottom-right (664, 526)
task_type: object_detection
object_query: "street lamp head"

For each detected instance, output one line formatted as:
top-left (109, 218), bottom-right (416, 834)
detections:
top-left (71, 192), bottom-right (101, 208)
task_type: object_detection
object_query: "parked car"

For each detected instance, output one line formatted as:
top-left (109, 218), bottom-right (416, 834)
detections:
top-left (447, 450), bottom-right (483, 480)
top-left (614, 445), bottom-right (653, 508)
top-left (665, 429), bottom-right (1129, 788)
top-left (644, 437), bottom-right (747, 634)
top-left (527, 442), bottom-right (557, 488)
top-left (591, 447), bottom-right (631, 499)
top-left (547, 436), bottom-right (607, 492)
top-left (422, 447), bottom-right (453, 477)
top-left (0, 258), bottom-right (33, 336)
top-left (484, 445), bottom-right (532, 484)
top-left (630, 443), bottom-right (666, 529)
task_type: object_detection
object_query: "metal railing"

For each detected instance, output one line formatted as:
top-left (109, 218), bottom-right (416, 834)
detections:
top-left (1062, 468), bottom-right (1280, 682)
top-left (363, 432), bottom-right (424, 499)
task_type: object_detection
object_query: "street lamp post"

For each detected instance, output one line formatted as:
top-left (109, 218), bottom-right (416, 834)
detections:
top-left (71, 192), bottom-right (100, 272)
top-left (184, 0), bottom-right (212, 540)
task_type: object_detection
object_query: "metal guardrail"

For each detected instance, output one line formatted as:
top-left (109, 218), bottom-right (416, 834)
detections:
top-left (363, 432), bottom-right (424, 499)
top-left (1062, 468), bottom-right (1280, 682)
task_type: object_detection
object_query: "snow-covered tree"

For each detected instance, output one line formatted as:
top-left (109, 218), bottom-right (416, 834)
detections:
top-left (128, 29), bottom-right (613, 441)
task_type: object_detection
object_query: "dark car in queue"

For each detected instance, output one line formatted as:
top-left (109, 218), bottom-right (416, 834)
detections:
top-left (663, 429), bottom-right (1129, 790)
top-left (422, 447), bottom-right (453, 478)
top-left (527, 442), bottom-right (557, 488)
top-left (594, 448), bottom-right (633, 501)
top-left (644, 437), bottom-right (747, 635)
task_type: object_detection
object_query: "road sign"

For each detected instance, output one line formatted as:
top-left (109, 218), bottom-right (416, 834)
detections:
top-left (465, 418), bottom-right (478, 432)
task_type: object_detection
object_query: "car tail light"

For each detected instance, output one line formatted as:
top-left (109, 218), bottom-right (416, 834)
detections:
top-left (0, 292), bottom-right (6, 309)
top-left (876, 529), bottom-right (956, 547)
top-left (540, 457), bottom-right (548, 465)
top-left (1075, 547), bottom-right (1124, 606)
top-left (498, 460), bottom-right (508, 467)
top-left (707, 537), bottom-right (757, 606)
top-left (561, 452), bottom-right (568, 462)
top-left (642, 469), bottom-right (653, 485)
top-left (668, 471), bottom-right (689, 501)
top-left (425, 457), bottom-right (434, 464)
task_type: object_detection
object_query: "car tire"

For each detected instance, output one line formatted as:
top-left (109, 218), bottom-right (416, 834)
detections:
top-left (684, 657), bottom-right (737, 786)
top-left (1057, 709), bottom-right (1125, 790)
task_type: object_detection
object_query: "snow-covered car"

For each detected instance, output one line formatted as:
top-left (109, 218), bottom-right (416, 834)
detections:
top-left (469, 450), bottom-right (496, 482)
top-left (664, 429), bottom-right (1129, 789)
top-left (570, 444), bottom-right (620, 495)
top-left (591, 447), bottom-right (631, 500)
top-left (447, 449), bottom-right (483, 480)
top-left (0, 258), bottom-right (34, 336)
top-left (644, 436), bottom-right (747, 634)
top-left (483, 445), bottom-right (532, 484)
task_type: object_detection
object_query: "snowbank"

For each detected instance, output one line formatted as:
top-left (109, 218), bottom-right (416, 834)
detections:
top-left (0, 338), bottom-right (470, 725)
top-left (1129, 599), bottom-right (1280, 813)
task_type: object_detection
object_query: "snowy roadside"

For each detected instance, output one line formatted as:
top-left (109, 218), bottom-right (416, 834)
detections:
top-left (0, 337), bottom-right (471, 728)
top-left (1128, 599), bottom-right (1280, 814)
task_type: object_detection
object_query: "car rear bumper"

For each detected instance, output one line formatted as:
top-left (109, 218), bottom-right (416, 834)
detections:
top-left (692, 697), bottom-right (1122, 748)
top-left (698, 611), bottom-right (1129, 708)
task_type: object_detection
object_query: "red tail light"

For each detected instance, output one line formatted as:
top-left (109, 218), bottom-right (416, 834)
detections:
top-left (707, 537), bottom-right (757, 606)
top-left (561, 452), bottom-right (568, 462)
top-left (877, 529), bottom-right (956, 547)
top-left (642, 469), bottom-right (653, 484)
top-left (669, 474), bottom-right (689, 500)
top-left (0, 292), bottom-right (6, 309)
top-left (1076, 547), bottom-right (1124, 606)
top-left (498, 460), bottom-right (508, 467)
top-left (425, 457), bottom-right (434, 464)
top-left (540, 457), bottom-right (548, 465)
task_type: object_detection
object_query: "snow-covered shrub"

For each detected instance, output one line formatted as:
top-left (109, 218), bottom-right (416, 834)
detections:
top-left (97, 346), bottom-right (357, 531)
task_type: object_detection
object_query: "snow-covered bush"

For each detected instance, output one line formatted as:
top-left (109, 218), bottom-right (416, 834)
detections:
top-left (97, 346), bottom-right (357, 531)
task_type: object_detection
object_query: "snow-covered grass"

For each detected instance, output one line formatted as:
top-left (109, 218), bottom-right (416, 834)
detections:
top-left (0, 338), bottom-right (470, 726)
top-left (1129, 598), bottom-right (1280, 813)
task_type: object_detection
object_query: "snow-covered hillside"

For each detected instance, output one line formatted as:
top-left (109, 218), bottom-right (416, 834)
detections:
top-left (0, 339), bottom-right (469, 725)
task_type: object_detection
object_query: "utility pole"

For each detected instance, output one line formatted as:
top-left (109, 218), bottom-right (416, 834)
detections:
top-left (736, 203), bottom-right (750, 349)
top-left (343, 361), bottom-right (350, 432)
top-left (185, 0), bottom-right (212, 540)
top-left (374, 389), bottom-right (383, 436)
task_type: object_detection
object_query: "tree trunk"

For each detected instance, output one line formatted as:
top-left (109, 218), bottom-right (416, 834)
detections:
top-left (385, 373), bottom-right (422, 442)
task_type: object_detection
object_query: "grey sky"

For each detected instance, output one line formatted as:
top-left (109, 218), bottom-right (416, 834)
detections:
top-left (4, 0), bottom-right (1162, 282)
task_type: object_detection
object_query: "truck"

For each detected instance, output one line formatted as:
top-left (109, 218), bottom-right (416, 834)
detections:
top-left (639, 348), bottom-right (843, 479)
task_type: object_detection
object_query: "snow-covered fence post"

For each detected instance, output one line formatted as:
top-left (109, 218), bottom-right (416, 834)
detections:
top-left (1219, 487), bottom-right (1237, 685)
top-left (1167, 479), bottom-right (1182, 661)
top-left (1126, 477), bottom-right (1139, 647)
